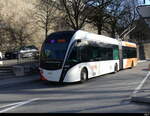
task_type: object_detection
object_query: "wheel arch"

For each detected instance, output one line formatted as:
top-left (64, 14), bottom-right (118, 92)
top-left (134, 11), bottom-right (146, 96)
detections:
top-left (81, 67), bottom-right (88, 75)
top-left (81, 66), bottom-right (89, 80)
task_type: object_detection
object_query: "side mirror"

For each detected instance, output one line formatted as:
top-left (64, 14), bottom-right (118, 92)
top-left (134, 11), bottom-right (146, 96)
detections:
top-left (77, 39), bottom-right (81, 43)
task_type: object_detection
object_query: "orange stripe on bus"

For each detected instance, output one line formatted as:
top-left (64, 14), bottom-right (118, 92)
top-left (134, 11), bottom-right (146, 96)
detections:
top-left (125, 58), bottom-right (138, 68)
top-left (40, 72), bottom-right (47, 81)
top-left (123, 42), bottom-right (136, 48)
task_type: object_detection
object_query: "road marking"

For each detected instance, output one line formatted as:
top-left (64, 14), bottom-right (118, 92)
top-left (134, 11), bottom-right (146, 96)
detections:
top-left (0, 98), bottom-right (40, 113)
top-left (0, 102), bottom-right (25, 109)
top-left (131, 71), bottom-right (150, 97)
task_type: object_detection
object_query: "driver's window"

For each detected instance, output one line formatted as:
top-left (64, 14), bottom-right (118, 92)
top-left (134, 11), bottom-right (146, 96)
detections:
top-left (67, 47), bottom-right (80, 63)
top-left (65, 42), bottom-right (81, 66)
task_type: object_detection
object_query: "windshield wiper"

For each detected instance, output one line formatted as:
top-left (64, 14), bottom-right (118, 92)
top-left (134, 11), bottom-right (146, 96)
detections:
top-left (45, 61), bottom-right (61, 63)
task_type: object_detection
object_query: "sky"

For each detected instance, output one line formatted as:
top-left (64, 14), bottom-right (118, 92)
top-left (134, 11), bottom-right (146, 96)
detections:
top-left (139, 0), bottom-right (150, 5)
top-left (145, 0), bottom-right (150, 5)
top-left (144, 0), bottom-right (150, 4)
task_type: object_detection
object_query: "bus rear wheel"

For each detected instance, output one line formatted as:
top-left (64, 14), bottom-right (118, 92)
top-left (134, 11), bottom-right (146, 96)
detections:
top-left (114, 64), bottom-right (118, 73)
top-left (80, 68), bottom-right (88, 83)
top-left (130, 61), bottom-right (134, 69)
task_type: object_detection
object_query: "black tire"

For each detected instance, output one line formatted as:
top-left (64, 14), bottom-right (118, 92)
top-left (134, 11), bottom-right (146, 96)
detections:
top-left (130, 61), bottom-right (134, 69)
top-left (80, 68), bottom-right (88, 83)
top-left (114, 64), bottom-right (118, 73)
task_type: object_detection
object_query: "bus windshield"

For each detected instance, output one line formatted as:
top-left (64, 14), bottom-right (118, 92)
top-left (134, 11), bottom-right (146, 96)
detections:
top-left (40, 31), bottom-right (75, 70)
top-left (41, 42), bottom-right (69, 61)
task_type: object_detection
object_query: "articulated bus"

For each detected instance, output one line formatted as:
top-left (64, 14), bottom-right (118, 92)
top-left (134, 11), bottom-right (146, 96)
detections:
top-left (121, 41), bottom-right (138, 69)
top-left (39, 30), bottom-right (137, 83)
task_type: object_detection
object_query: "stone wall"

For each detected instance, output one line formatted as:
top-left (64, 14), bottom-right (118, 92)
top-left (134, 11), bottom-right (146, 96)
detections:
top-left (144, 43), bottom-right (150, 60)
top-left (137, 43), bottom-right (150, 60)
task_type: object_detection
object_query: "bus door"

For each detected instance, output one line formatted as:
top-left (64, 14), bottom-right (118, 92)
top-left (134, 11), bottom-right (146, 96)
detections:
top-left (119, 44), bottom-right (123, 70)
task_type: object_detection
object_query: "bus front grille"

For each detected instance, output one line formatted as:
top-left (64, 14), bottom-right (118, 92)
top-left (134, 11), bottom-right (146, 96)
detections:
top-left (40, 62), bottom-right (62, 70)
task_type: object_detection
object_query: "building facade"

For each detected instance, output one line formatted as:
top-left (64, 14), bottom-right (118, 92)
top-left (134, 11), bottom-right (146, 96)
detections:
top-left (130, 5), bottom-right (150, 60)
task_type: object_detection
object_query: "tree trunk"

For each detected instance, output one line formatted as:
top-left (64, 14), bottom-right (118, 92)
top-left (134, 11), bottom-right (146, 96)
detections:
top-left (45, 26), bottom-right (48, 40)
top-left (45, 14), bottom-right (48, 39)
top-left (111, 21), bottom-right (117, 38)
top-left (111, 27), bottom-right (115, 38)
top-left (97, 23), bottom-right (102, 35)
top-left (98, 28), bottom-right (102, 35)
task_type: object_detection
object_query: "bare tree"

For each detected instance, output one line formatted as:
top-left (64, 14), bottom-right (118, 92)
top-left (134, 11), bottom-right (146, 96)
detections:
top-left (0, 3), bottom-right (6, 51)
top-left (0, 1), bottom-right (38, 52)
top-left (59, 0), bottom-right (93, 30)
top-left (0, 14), bottom-right (18, 51)
top-left (1, 12), bottom-right (37, 50)
top-left (103, 0), bottom-right (123, 38)
top-left (13, 19), bottom-right (36, 47)
top-left (103, 0), bottom-right (132, 38)
top-left (34, 0), bottom-right (57, 39)
top-left (87, 0), bottom-right (112, 34)
top-left (117, 0), bottom-right (138, 39)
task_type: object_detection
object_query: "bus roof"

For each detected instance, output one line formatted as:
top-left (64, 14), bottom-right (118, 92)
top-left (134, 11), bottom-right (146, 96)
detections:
top-left (72, 30), bottom-right (119, 45)
top-left (46, 30), bottom-right (136, 47)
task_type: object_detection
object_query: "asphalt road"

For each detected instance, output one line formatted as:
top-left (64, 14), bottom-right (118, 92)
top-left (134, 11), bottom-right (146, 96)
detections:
top-left (0, 61), bottom-right (150, 113)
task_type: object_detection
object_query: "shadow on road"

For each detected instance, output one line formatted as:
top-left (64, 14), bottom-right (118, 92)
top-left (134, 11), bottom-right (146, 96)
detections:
top-left (142, 69), bottom-right (150, 71)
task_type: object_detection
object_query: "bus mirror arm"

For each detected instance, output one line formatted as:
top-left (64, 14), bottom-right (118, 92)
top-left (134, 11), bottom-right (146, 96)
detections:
top-left (77, 40), bottom-right (81, 43)
top-left (64, 65), bottom-right (70, 68)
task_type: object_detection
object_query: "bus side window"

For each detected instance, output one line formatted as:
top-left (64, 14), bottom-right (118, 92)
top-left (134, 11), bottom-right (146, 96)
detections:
top-left (66, 46), bottom-right (81, 66)
top-left (113, 46), bottom-right (119, 60)
top-left (123, 47), bottom-right (127, 59)
top-left (123, 47), bottom-right (137, 59)
top-left (100, 47), bottom-right (113, 61)
top-left (80, 45), bottom-right (89, 62)
top-left (107, 48), bottom-right (113, 60)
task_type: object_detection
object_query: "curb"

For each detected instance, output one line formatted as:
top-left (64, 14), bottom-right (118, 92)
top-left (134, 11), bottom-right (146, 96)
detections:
top-left (131, 71), bottom-right (150, 104)
top-left (131, 96), bottom-right (150, 104)
top-left (138, 60), bottom-right (147, 63)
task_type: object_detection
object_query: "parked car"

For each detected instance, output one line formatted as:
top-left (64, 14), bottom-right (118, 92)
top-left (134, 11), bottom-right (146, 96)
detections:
top-left (5, 45), bottom-right (39, 59)
top-left (5, 50), bottom-right (18, 59)
top-left (18, 45), bottom-right (39, 58)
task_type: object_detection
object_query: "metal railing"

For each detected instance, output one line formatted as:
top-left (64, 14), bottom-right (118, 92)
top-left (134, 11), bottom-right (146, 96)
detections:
top-left (0, 52), bottom-right (39, 68)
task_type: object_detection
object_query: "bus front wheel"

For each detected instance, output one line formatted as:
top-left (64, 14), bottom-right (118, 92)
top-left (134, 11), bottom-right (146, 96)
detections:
top-left (80, 68), bottom-right (88, 83)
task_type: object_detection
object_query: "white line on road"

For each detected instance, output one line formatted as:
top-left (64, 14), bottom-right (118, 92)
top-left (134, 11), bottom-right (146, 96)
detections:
top-left (0, 102), bottom-right (25, 109)
top-left (0, 98), bottom-right (40, 113)
top-left (131, 71), bottom-right (150, 97)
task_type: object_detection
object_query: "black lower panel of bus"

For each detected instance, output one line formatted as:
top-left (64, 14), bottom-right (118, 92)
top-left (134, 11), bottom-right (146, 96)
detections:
top-left (59, 68), bottom-right (69, 83)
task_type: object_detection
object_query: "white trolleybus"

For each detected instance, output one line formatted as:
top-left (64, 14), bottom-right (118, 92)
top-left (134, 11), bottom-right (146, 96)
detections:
top-left (39, 30), bottom-right (138, 83)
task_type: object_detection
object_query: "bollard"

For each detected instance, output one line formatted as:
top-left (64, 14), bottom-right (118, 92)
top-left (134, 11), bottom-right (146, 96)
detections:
top-left (0, 61), bottom-right (3, 66)
top-left (149, 64), bottom-right (150, 71)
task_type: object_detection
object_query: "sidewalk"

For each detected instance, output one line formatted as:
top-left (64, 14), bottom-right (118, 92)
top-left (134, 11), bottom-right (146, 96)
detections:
top-left (131, 67), bottom-right (150, 104)
top-left (0, 59), bottom-right (39, 85)
top-left (138, 60), bottom-right (147, 63)
top-left (131, 81), bottom-right (150, 104)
